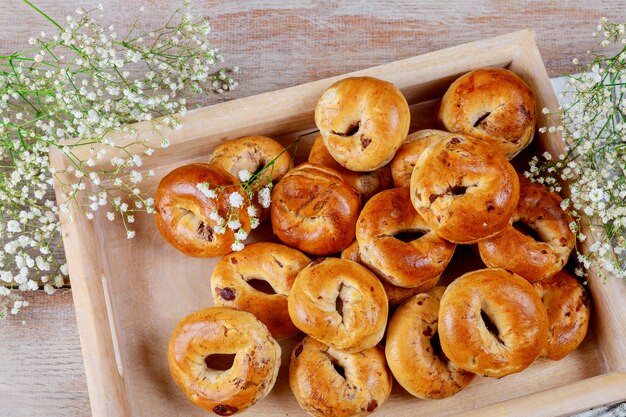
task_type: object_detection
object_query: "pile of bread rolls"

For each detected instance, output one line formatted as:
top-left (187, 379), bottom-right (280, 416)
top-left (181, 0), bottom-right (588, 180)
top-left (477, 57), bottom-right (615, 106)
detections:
top-left (158, 68), bottom-right (591, 417)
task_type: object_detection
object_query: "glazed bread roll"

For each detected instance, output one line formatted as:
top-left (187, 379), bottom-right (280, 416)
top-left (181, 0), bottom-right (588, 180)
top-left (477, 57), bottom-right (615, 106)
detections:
top-left (386, 287), bottom-right (474, 399)
top-left (438, 268), bottom-right (548, 378)
top-left (271, 163), bottom-right (361, 255)
top-left (208, 136), bottom-right (292, 187)
top-left (211, 242), bottom-right (311, 339)
top-left (288, 258), bottom-right (388, 353)
top-left (356, 187), bottom-right (456, 288)
top-left (478, 175), bottom-right (576, 282)
top-left (155, 163), bottom-right (251, 257)
top-left (438, 68), bottom-right (537, 159)
top-left (289, 336), bottom-right (392, 417)
top-left (410, 134), bottom-right (520, 243)
top-left (315, 76), bottom-right (410, 171)
top-left (309, 134), bottom-right (392, 201)
top-left (168, 307), bottom-right (281, 416)
top-left (208, 135), bottom-right (293, 220)
top-left (390, 129), bottom-right (450, 188)
top-left (341, 239), bottom-right (431, 306)
top-left (534, 270), bottom-right (591, 360)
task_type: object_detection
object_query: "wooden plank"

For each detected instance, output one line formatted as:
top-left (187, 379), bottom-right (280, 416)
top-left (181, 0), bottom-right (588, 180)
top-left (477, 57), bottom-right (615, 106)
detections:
top-left (0, 290), bottom-right (91, 417)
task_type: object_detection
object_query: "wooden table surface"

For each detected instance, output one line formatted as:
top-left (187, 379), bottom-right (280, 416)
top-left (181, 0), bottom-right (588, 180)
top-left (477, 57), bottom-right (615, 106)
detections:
top-left (2, 1), bottom-right (626, 416)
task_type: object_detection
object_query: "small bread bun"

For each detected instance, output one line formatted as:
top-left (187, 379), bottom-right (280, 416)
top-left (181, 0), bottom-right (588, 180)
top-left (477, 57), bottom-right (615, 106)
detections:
top-left (534, 270), bottom-right (591, 360)
top-left (438, 268), bottom-right (548, 378)
top-left (155, 163), bottom-right (251, 257)
top-left (271, 163), bottom-right (361, 255)
top-left (309, 134), bottom-right (392, 201)
top-left (289, 336), bottom-right (392, 417)
top-left (386, 287), bottom-right (474, 399)
top-left (288, 258), bottom-right (388, 353)
top-left (478, 175), bottom-right (576, 282)
top-left (341, 240), bottom-right (431, 306)
top-left (438, 68), bottom-right (537, 159)
top-left (168, 307), bottom-right (281, 415)
top-left (390, 129), bottom-right (450, 188)
top-left (356, 187), bottom-right (455, 287)
top-left (410, 134), bottom-right (519, 244)
top-left (208, 136), bottom-right (292, 220)
top-left (211, 242), bottom-right (311, 339)
top-left (315, 76), bottom-right (410, 171)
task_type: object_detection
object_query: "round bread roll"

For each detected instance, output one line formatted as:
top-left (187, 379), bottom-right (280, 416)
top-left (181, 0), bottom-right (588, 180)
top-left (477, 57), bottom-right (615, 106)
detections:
top-left (168, 307), bottom-right (281, 416)
top-left (315, 76), bottom-right (410, 172)
top-left (155, 163), bottom-right (251, 257)
top-left (390, 129), bottom-right (450, 188)
top-left (409, 134), bottom-right (520, 244)
top-left (438, 268), bottom-right (548, 378)
top-left (386, 287), bottom-right (475, 399)
top-left (438, 68), bottom-right (537, 159)
top-left (289, 336), bottom-right (392, 417)
top-left (288, 258), bottom-right (388, 353)
top-left (208, 136), bottom-right (293, 220)
top-left (271, 163), bottom-right (361, 255)
top-left (357, 187), bottom-right (456, 288)
top-left (478, 175), bottom-right (575, 282)
top-left (341, 239), bottom-right (431, 306)
top-left (309, 134), bottom-right (392, 201)
top-left (211, 242), bottom-right (311, 339)
top-left (534, 270), bottom-right (591, 360)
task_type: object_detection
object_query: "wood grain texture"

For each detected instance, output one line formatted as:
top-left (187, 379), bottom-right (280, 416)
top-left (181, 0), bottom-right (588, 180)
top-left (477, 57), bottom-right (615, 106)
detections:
top-left (2, 1), bottom-right (626, 416)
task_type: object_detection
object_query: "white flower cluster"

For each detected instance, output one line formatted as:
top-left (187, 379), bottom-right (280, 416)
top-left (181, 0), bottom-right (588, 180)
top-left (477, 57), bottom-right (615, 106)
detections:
top-left (195, 168), bottom-right (274, 252)
top-left (526, 18), bottom-right (626, 281)
top-left (0, 2), bottom-right (238, 317)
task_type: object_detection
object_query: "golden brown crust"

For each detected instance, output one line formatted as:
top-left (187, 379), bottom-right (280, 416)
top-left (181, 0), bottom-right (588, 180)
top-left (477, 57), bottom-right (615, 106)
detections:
top-left (534, 270), bottom-right (591, 360)
top-left (409, 134), bottom-right (520, 243)
top-left (341, 240), bottom-right (433, 305)
top-left (386, 287), bottom-right (474, 399)
top-left (288, 258), bottom-right (388, 353)
top-left (289, 336), bottom-right (392, 417)
top-left (208, 136), bottom-right (293, 220)
top-left (168, 307), bottom-right (281, 415)
top-left (438, 268), bottom-right (548, 378)
top-left (309, 134), bottom-right (392, 201)
top-left (271, 163), bottom-right (361, 255)
top-left (356, 187), bottom-right (455, 288)
top-left (155, 163), bottom-right (251, 258)
top-left (211, 242), bottom-right (311, 339)
top-left (438, 68), bottom-right (537, 159)
top-left (315, 76), bottom-right (410, 171)
top-left (390, 129), bottom-right (451, 188)
top-left (478, 175), bottom-right (576, 282)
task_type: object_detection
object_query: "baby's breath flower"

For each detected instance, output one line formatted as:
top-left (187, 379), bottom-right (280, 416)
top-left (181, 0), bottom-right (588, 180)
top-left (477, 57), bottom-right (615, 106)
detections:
top-left (231, 240), bottom-right (244, 252)
top-left (0, 1), bottom-right (238, 316)
top-left (258, 186), bottom-right (272, 209)
top-left (528, 18), bottom-right (626, 281)
top-left (228, 191), bottom-right (244, 208)
top-left (227, 219), bottom-right (241, 230)
top-left (238, 169), bottom-right (252, 182)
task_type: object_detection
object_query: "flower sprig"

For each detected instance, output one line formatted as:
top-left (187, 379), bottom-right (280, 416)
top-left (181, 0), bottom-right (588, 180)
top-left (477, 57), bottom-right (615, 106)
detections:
top-left (526, 18), bottom-right (626, 281)
top-left (0, 1), bottom-right (237, 317)
top-left (196, 138), bottom-right (302, 252)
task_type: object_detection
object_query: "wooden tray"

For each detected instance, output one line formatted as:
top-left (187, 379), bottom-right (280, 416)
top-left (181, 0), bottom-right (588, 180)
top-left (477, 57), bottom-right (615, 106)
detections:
top-left (50, 30), bottom-right (626, 417)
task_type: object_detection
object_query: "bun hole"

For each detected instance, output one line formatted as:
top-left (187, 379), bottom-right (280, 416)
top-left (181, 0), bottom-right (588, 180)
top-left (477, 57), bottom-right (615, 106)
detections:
top-left (449, 185), bottom-right (468, 196)
top-left (332, 120), bottom-right (360, 137)
top-left (513, 221), bottom-right (544, 242)
top-left (253, 163), bottom-right (266, 178)
top-left (393, 229), bottom-right (426, 243)
top-left (197, 222), bottom-right (214, 242)
top-left (335, 291), bottom-right (344, 322)
top-left (481, 310), bottom-right (505, 345)
top-left (204, 353), bottom-right (236, 371)
top-left (332, 360), bottom-right (346, 379)
top-left (473, 112), bottom-right (491, 127)
top-left (247, 278), bottom-right (276, 295)
top-left (430, 332), bottom-right (449, 364)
